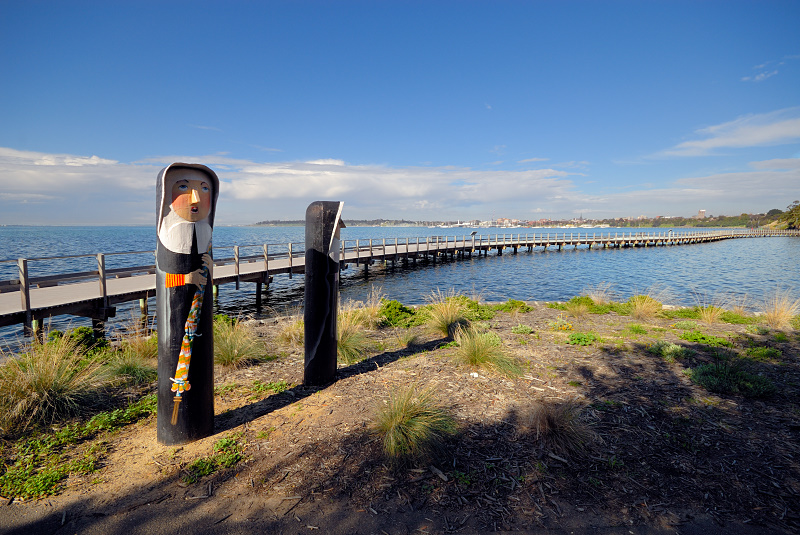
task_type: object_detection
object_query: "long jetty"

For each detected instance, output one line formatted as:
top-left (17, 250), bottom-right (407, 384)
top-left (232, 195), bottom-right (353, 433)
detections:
top-left (1, 228), bottom-right (797, 337)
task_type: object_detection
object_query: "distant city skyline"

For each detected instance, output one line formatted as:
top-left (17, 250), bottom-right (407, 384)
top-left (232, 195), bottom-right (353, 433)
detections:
top-left (1, 1), bottom-right (798, 226)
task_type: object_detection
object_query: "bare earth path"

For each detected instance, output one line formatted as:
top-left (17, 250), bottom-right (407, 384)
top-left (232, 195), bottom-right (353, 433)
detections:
top-left (3, 303), bottom-right (799, 535)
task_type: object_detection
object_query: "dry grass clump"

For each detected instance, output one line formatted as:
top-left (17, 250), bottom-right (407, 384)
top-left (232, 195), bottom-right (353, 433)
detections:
top-left (371, 384), bottom-right (456, 463)
top-left (453, 326), bottom-right (522, 377)
top-left (517, 401), bottom-right (596, 456)
top-left (728, 294), bottom-right (750, 317)
top-left (693, 291), bottom-right (727, 324)
top-left (214, 317), bottom-right (265, 369)
top-left (340, 286), bottom-right (385, 329)
top-left (628, 293), bottom-right (663, 320)
top-left (113, 314), bottom-right (158, 361)
top-left (565, 301), bottom-right (589, 318)
top-left (276, 316), bottom-right (305, 348)
top-left (424, 289), bottom-right (469, 338)
top-left (582, 282), bottom-right (615, 305)
top-left (0, 336), bottom-right (111, 435)
top-left (760, 290), bottom-right (800, 330)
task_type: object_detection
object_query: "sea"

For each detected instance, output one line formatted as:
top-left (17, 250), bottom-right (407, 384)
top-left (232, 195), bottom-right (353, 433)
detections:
top-left (1, 225), bottom-right (798, 349)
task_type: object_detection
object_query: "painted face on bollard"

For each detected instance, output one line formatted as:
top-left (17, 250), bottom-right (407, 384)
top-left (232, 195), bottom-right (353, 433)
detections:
top-left (169, 169), bottom-right (213, 222)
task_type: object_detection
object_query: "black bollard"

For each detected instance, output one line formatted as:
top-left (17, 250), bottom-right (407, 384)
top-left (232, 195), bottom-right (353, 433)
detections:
top-left (304, 201), bottom-right (346, 386)
top-left (155, 163), bottom-right (219, 445)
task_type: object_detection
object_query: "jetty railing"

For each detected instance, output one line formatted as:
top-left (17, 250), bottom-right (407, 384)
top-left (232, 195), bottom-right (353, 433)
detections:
top-left (1, 228), bottom-right (798, 335)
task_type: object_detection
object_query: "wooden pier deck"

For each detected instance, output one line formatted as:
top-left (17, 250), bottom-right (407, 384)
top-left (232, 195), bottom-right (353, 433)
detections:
top-left (0, 228), bottom-right (797, 333)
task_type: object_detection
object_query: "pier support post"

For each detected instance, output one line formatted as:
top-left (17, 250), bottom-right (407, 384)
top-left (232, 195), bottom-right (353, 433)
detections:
top-left (304, 201), bottom-right (346, 387)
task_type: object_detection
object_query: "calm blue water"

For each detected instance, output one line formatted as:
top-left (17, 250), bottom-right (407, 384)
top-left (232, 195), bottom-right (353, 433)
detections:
top-left (1, 225), bottom-right (797, 347)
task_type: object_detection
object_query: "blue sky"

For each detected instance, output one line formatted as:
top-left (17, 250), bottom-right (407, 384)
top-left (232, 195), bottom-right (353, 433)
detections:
top-left (1, 0), bottom-right (799, 225)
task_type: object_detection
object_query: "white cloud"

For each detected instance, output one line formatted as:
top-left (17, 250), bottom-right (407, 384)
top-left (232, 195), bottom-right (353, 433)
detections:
top-left (658, 108), bottom-right (800, 157)
top-left (517, 157), bottom-right (549, 163)
top-left (1, 147), bottom-right (796, 225)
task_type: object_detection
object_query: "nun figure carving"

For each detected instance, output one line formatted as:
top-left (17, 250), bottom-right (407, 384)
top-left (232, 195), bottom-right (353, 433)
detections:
top-left (156, 163), bottom-right (219, 445)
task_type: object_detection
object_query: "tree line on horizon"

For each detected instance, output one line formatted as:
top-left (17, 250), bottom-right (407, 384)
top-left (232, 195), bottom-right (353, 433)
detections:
top-left (252, 202), bottom-right (800, 230)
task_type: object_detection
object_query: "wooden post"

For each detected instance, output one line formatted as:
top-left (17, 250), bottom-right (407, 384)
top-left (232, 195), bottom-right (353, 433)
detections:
top-left (156, 162), bottom-right (218, 446)
top-left (288, 243), bottom-right (293, 279)
top-left (18, 258), bottom-right (32, 336)
top-left (234, 245), bottom-right (240, 289)
top-left (304, 201), bottom-right (345, 386)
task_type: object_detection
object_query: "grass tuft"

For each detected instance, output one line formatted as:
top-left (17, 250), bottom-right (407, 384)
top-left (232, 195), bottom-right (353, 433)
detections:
top-left (276, 316), bottom-right (304, 348)
top-left (371, 385), bottom-right (456, 463)
top-left (760, 290), bottom-right (800, 330)
top-left (647, 340), bottom-right (690, 362)
top-left (628, 294), bottom-right (663, 320)
top-left (517, 402), bottom-right (596, 456)
top-left (214, 316), bottom-right (265, 369)
top-left (0, 336), bottom-right (111, 435)
top-left (582, 282), bottom-right (615, 306)
top-left (453, 326), bottom-right (522, 377)
top-left (337, 312), bottom-right (374, 364)
top-left (423, 289), bottom-right (470, 338)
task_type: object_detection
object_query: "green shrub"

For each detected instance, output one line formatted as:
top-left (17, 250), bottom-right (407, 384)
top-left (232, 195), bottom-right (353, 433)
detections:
top-left (690, 362), bottom-right (776, 398)
top-left (679, 330), bottom-right (732, 347)
top-left (627, 324), bottom-right (648, 335)
top-left (662, 308), bottom-right (700, 320)
top-left (379, 299), bottom-right (417, 327)
top-left (511, 324), bottom-right (534, 335)
top-left (371, 385), bottom-right (456, 463)
top-left (548, 315), bottom-right (573, 331)
top-left (492, 299), bottom-right (532, 314)
top-left (719, 311), bottom-right (756, 325)
top-left (647, 340), bottom-right (690, 362)
top-left (567, 332), bottom-right (596, 346)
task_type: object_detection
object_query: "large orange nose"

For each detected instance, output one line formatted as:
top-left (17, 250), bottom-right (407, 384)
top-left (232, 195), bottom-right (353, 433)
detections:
top-left (190, 188), bottom-right (200, 203)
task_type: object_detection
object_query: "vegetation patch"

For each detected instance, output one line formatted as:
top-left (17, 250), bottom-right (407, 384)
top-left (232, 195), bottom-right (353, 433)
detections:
top-left (214, 316), bottom-right (266, 369)
top-left (379, 299), bottom-right (417, 327)
top-left (492, 299), bottom-right (532, 314)
top-left (249, 380), bottom-right (290, 399)
top-left (648, 340), bottom-right (690, 362)
top-left (548, 315), bottom-right (574, 332)
top-left (567, 332), bottom-right (597, 346)
top-left (745, 346), bottom-right (782, 362)
top-left (0, 395), bottom-right (156, 498)
top-left (183, 435), bottom-right (244, 484)
top-left (511, 324), bottom-right (534, 335)
top-left (690, 362), bottom-right (776, 398)
top-left (517, 402), bottom-right (596, 456)
top-left (679, 330), bottom-right (732, 348)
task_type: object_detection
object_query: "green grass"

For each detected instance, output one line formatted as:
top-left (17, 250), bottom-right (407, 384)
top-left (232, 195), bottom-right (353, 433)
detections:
top-left (0, 395), bottom-right (156, 498)
top-left (626, 324), bottom-right (648, 336)
top-left (454, 326), bottom-right (522, 377)
top-left (108, 348), bottom-right (157, 385)
top-left (249, 380), bottom-right (290, 399)
top-left (183, 435), bottom-right (244, 484)
top-left (371, 385), bottom-right (456, 463)
top-left (690, 362), bottom-right (776, 398)
top-left (670, 320), bottom-right (699, 330)
top-left (744, 346), bottom-right (782, 362)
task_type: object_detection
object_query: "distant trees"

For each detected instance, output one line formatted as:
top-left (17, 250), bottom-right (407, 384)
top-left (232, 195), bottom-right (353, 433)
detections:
top-left (782, 201), bottom-right (800, 229)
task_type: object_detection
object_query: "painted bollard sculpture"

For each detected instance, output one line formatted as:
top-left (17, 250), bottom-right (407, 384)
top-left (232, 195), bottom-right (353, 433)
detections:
top-left (156, 163), bottom-right (219, 445)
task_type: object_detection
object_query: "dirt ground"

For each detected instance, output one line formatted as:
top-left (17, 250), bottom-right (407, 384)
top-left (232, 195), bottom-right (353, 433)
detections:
top-left (3, 303), bottom-right (800, 535)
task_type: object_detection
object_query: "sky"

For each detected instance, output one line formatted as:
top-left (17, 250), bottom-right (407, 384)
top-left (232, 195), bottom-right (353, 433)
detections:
top-left (1, 0), bottom-right (799, 226)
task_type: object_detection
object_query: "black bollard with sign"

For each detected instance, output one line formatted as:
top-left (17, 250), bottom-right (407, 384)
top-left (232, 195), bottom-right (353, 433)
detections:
top-left (304, 201), bottom-right (346, 386)
top-left (155, 163), bottom-right (219, 445)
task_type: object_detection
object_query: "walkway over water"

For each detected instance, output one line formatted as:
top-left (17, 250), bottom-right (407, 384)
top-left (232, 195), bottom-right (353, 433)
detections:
top-left (0, 228), bottom-right (797, 335)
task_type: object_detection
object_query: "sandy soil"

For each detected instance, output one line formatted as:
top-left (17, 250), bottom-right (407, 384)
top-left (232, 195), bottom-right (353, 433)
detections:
top-left (2, 303), bottom-right (799, 535)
